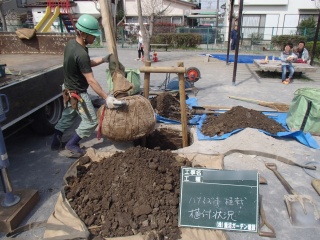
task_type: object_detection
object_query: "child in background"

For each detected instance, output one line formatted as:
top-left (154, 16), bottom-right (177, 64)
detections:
top-left (280, 43), bottom-right (297, 84)
top-left (136, 27), bottom-right (144, 61)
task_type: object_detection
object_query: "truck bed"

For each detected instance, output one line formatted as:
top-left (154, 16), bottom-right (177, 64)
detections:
top-left (1, 54), bottom-right (63, 87)
top-left (0, 54), bottom-right (64, 130)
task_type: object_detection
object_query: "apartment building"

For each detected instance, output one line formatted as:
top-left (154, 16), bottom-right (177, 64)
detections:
top-left (233, 0), bottom-right (319, 40)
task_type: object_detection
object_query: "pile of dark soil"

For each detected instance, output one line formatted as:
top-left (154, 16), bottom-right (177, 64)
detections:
top-left (150, 92), bottom-right (192, 122)
top-left (65, 147), bottom-right (192, 240)
top-left (201, 106), bottom-right (286, 137)
top-left (140, 128), bottom-right (188, 150)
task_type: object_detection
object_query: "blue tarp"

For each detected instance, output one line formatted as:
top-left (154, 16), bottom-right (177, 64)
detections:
top-left (156, 97), bottom-right (198, 124)
top-left (156, 100), bottom-right (320, 149)
top-left (195, 111), bottom-right (320, 149)
top-left (207, 54), bottom-right (279, 64)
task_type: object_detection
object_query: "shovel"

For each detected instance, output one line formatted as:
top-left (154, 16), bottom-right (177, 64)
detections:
top-left (265, 163), bottom-right (320, 225)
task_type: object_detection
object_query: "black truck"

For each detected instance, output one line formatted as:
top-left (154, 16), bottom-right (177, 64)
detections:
top-left (0, 32), bottom-right (73, 136)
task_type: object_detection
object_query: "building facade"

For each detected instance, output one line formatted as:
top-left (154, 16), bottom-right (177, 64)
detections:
top-left (233, 0), bottom-right (319, 40)
top-left (123, 0), bottom-right (198, 26)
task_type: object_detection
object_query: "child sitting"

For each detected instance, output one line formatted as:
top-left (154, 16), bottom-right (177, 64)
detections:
top-left (280, 43), bottom-right (297, 84)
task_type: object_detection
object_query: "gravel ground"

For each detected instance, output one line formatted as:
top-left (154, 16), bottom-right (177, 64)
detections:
top-left (0, 46), bottom-right (319, 239)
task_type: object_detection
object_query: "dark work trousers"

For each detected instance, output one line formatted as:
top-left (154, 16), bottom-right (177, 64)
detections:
top-left (138, 43), bottom-right (144, 58)
top-left (231, 39), bottom-right (236, 50)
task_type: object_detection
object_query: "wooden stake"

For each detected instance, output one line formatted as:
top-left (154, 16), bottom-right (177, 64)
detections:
top-left (178, 62), bottom-right (188, 148)
top-left (140, 66), bottom-right (185, 74)
top-left (143, 61), bottom-right (151, 99)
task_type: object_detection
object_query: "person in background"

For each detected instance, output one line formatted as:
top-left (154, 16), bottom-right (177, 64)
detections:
top-left (280, 42), bottom-right (297, 85)
top-left (51, 14), bottom-right (123, 158)
top-left (230, 26), bottom-right (238, 51)
top-left (136, 26), bottom-right (144, 61)
top-left (294, 41), bottom-right (309, 63)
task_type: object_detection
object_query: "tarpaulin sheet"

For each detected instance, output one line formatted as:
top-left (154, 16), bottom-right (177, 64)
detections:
top-left (206, 54), bottom-right (279, 64)
top-left (196, 111), bottom-right (320, 149)
top-left (156, 97), bottom-right (198, 124)
top-left (156, 98), bottom-right (319, 149)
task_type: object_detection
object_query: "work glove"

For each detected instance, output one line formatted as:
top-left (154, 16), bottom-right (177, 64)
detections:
top-left (105, 95), bottom-right (126, 109)
top-left (103, 53), bottom-right (113, 63)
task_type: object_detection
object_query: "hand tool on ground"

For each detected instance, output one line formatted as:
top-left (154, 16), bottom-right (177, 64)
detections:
top-left (265, 162), bottom-right (320, 225)
top-left (228, 96), bottom-right (290, 112)
top-left (302, 161), bottom-right (320, 196)
top-left (223, 149), bottom-right (316, 170)
top-left (69, 92), bottom-right (93, 122)
top-left (259, 194), bottom-right (276, 238)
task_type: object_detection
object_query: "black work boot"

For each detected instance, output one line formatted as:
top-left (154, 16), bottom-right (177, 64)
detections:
top-left (65, 132), bottom-right (86, 158)
top-left (51, 129), bottom-right (65, 151)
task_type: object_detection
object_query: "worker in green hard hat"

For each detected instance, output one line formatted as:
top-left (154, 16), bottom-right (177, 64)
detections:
top-left (51, 14), bottom-right (123, 158)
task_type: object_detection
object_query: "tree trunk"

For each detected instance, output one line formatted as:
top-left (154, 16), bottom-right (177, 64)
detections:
top-left (0, 4), bottom-right (8, 31)
top-left (137, 0), bottom-right (150, 61)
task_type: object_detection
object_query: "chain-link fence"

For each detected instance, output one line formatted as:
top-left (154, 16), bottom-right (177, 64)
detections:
top-left (113, 25), bottom-right (319, 51)
top-left (2, 21), bottom-right (318, 51)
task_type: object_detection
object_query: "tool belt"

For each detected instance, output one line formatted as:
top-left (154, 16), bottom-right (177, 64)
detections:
top-left (62, 89), bottom-right (78, 110)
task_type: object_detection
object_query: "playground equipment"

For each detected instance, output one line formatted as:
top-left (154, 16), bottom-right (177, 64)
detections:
top-left (35, 6), bottom-right (60, 32)
top-left (34, 0), bottom-right (76, 33)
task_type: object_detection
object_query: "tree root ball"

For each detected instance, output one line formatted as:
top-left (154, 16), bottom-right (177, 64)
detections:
top-left (97, 95), bottom-right (156, 141)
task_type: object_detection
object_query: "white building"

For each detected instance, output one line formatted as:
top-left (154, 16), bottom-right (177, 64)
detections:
top-left (232, 0), bottom-right (320, 40)
top-left (24, 0), bottom-right (198, 33)
top-left (123, 0), bottom-right (198, 25)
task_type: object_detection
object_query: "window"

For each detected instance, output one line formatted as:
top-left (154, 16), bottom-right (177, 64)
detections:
top-left (242, 14), bottom-right (266, 39)
top-left (172, 17), bottom-right (182, 25)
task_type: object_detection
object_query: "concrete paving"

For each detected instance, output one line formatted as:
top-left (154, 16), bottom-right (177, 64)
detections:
top-left (0, 47), bottom-right (320, 239)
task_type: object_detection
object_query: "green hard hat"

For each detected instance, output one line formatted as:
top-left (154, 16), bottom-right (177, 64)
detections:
top-left (76, 14), bottom-right (101, 37)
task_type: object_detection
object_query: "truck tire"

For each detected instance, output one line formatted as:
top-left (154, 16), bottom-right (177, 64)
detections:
top-left (30, 97), bottom-right (64, 135)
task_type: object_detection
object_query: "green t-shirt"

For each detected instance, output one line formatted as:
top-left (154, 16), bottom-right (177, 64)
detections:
top-left (63, 39), bottom-right (92, 92)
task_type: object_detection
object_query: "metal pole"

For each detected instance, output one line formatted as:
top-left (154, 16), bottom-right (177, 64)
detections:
top-left (232, 0), bottom-right (244, 85)
top-left (226, 0), bottom-right (235, 64)
top-left (215, 0), bottom-right (220, 45)
top-left (310, 10), bottom-right (320, 66)
top-left (270, 27), bottom-right (274, 50)
top-left (0, 94), bottom-right (20, 207)
top-left (207, 28), bottom-right (209, 50)
top-left (121, 27), bottom-right (124, 48)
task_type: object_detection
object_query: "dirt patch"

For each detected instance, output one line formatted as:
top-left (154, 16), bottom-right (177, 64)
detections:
top-left (136, 128), bottom-right (188, 150)
top-left (65, 147), bottom-right (192, 240)
top-left (150, 92), bottom-right (192, 122)
top-left (201, 106), bottom-right (286, 137)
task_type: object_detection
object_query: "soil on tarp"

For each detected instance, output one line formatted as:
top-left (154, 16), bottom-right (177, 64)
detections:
top-left (65, 147), bottom-right (192, 240)
top-left (201, 106), bottom-right (286, 137)
top-left (150, 92), bottom-right (193, 122)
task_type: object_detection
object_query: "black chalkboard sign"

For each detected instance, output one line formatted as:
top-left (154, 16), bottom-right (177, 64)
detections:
top-left (179, 167), bottom-right (259, 232)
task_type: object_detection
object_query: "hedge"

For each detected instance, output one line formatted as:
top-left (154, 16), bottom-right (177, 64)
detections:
top-left (305, 41), bottom-right (320, 59)
top-left (271, 35), bottom-right (306, 50)
top-left (151, 33), bottom-right (202, 48)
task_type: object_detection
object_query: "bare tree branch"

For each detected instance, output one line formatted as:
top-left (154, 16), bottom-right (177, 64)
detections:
top-left (136, 0), bottom-right (174, 61)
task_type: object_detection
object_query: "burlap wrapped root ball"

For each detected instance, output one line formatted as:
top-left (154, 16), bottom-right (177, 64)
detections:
top-left (97, 95), bottom-right (156, 141)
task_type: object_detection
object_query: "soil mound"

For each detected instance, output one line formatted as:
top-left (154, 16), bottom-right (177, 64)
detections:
top-left (201, 106), bottom-right (286, 136)
top-left (65, 147), bottom-right (192, 240)
top-left (150, 92), bottom-right (192, 122)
